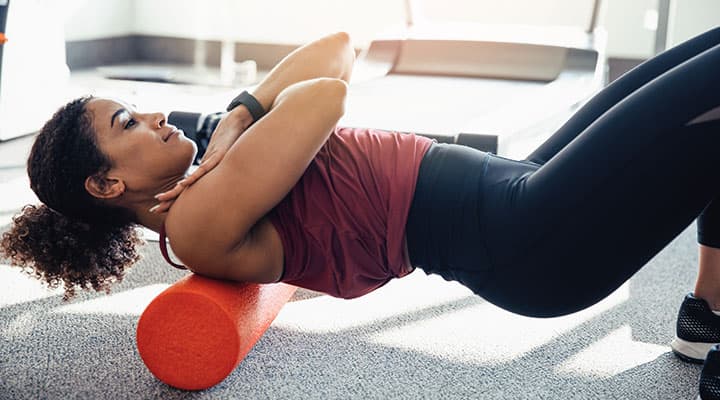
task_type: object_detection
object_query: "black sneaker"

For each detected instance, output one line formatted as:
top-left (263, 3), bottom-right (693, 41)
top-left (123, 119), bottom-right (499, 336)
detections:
top-left (671, 293), bottom-right (720, 363)
top-left (699, 344), bottom-right (720, 400)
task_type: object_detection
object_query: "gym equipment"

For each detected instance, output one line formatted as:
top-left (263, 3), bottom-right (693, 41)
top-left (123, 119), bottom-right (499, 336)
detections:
top-left (0, 0), bottom-right (69, 141)
top-left (362, 0), bottom-right (605, 81)
top-left (344, 0), bottom-right (608, 158)
top-left (170, 109), bottom-right (500, 155)
top-left (136, 274), bottom-right (297, 390)
top-left (168, 111), bottom-right (224, 163)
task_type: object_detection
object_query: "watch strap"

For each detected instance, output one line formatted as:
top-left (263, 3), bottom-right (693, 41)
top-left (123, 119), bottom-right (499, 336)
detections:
top-left (226, 90), bottom-right (266, 123)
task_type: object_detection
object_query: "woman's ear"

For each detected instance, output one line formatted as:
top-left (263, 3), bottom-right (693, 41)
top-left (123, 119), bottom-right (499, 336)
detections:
top-left (84, 174), bottom-right (125, 199)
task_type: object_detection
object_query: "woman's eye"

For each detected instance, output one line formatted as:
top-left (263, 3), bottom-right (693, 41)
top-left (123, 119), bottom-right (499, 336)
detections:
top-left (124, 118), bottom-right (136, 129)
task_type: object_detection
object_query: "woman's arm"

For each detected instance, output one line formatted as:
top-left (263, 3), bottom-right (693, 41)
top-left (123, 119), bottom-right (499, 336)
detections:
top-left (230, 31), bottom-right (354, 127)
top-left (166, 77), bottom-right (347, 281)
top-left (252, 31), bottom-right (355, 110)
top-left (152, 32), bottom-right (355, 211)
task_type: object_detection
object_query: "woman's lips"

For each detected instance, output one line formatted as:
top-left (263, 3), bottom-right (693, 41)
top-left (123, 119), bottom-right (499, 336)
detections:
top-left (164, 129), bottom-right (182, 142)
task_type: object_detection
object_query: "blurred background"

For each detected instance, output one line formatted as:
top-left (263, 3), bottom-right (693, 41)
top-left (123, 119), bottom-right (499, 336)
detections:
top-left (1, 0), bottom-right (719, 224)
top-left (2, 0), bottom-right (719, 143)
top-left (59, 0), bottom-right (717, 75)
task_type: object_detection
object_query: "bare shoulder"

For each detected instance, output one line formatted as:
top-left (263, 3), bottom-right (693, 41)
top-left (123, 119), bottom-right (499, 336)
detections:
top-left (164, 190), bottom-right (285, 283)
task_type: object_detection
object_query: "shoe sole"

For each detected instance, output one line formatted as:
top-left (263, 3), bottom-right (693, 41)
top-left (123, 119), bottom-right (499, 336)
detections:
top-left (671, 336), bottom-right (714, 364)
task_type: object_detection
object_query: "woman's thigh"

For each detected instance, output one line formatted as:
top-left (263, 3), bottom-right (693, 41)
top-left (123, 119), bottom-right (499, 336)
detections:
top-left (526, 26), bottom-right (720, 165)
top-left (470, 41), bottom-right (720, 317)
top-left (410, 36), bottom-right (720, 318)
top-left (480, 120), bottom-right (720, 318)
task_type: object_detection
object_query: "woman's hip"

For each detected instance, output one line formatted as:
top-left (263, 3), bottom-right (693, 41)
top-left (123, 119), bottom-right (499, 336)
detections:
top-left (405, 144), bottom-right (540, 291)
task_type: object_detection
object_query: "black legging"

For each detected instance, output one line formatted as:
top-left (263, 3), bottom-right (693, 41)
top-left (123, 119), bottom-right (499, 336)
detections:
top-left (406, 26), bottom-right (720, 318)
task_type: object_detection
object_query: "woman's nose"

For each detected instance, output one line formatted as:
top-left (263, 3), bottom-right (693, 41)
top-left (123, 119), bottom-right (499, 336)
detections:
top-left (153, 112), bottom-right (166, 129)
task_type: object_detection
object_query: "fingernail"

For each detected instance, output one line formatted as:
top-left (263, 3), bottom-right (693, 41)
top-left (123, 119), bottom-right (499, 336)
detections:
top-left (148, 205), bottom-right (159, 213)
top-left (154, 194), bottom-right (161, 199)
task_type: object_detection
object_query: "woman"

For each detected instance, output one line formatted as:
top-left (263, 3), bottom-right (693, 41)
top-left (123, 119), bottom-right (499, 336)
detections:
top-left (2, 28), bottom-right (720, 364)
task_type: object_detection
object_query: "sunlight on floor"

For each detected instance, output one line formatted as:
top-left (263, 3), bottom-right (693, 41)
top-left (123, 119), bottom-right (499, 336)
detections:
top-left (0, 265), bottom-right (171, 314)
top-left (555, 325), bottom-right (668, 378)
top-left (273, 272), bottom-right (642, 370)
top-left (0, 266), bottom-right (62, 307)
top-left (274, 272), bottom-right (475, 333)
top-left (0, 176), bottom-right (36, 227)
top-left (2, 309), bottom-right (40, 339)
top-left (51, 284), bottom-right (170, 316)
top-left (367, 282), bottom-right (631, 364)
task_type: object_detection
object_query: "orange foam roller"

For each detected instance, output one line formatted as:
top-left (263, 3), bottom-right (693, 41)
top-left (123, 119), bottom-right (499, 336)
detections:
top-left (136, 274), bottom-right (297, 390)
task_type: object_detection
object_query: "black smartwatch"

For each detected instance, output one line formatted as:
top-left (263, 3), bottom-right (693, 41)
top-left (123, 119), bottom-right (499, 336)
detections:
top-left (226, 90), bottom-right (267, 125)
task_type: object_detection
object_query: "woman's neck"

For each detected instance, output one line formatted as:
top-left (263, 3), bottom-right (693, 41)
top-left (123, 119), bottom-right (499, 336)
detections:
top-left (129, 178), bottom-right (183, 234)
top-left (137, 210), bottom-right (168, 235)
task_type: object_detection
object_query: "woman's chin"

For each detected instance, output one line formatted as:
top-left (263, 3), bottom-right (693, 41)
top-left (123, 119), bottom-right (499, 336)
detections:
top-left (178, 138), bottom-right (198, 168)
top-left (188, 144), bottom-right (199, 167)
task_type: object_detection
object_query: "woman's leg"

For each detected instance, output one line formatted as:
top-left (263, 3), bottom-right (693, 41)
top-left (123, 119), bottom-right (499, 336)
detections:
top-left (696, 244), bottom-right (720, 310)
top-left (476, 39), bottom-right (720, 317)
top-left (694, 198), bottom-right (720, 310)
top-left (525, 26), bottom-right (720, 165)
top-left (408, 27), bottom-right (720, 316)
top-left (524, 26), bottom-right (720, 312)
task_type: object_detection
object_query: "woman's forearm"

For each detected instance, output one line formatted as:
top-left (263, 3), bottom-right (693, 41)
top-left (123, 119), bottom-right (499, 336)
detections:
top-left (217, 33), bottom-right (354, 136)
top-left (251, 32), bottom-right (355, 112)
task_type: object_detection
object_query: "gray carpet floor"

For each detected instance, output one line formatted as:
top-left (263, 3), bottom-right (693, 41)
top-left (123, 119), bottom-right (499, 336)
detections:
top-left (0, 212), bottom-right (705, 399)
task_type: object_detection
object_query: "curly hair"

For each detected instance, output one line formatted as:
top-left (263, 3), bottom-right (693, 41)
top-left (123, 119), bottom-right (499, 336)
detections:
top-left (0, 96), bottom-right (143, 300)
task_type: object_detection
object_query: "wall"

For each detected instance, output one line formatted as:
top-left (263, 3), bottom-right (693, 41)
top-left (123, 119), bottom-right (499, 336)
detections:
top-left (667, 0), bottom-right (720, 47)
top-left (129, 0), bottom-right (658, 58)
top-left (602, 0), bottom-right (657, 58)
top-left (62, 0), bottom-right (720, 60)
top-left (415, 0), bottom-right (593, 27)
top-left (63, 0), bottom-right (134, 41)
top-left (130, 0), bottom-right (406, 44)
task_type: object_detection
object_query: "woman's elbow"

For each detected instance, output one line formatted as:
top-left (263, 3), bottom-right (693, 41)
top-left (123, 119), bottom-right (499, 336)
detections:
top-left (319, 78), bottom-right (348, 118)
top-left (332, 31), bottom-right (352, 49)
top-left (331, 31), bottom-right (355, 76)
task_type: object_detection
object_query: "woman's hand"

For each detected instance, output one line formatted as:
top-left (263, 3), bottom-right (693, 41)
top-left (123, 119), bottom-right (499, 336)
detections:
top-left (150, 107), bottom-right (254, 213)
top-left (148, 31), bottom-right (355, 215)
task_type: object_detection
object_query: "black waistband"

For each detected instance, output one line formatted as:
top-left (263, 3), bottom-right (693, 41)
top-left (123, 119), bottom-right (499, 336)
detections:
top-left (405, 142), bottom-right (491, 273)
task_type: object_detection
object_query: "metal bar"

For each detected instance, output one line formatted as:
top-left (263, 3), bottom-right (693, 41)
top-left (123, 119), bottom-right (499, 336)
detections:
top-left (404, 0), bottom-right (414, 28)
top-left (655, 0), bottom-right (671, 54)
top-left (587, 0), bottom-right (602, 33)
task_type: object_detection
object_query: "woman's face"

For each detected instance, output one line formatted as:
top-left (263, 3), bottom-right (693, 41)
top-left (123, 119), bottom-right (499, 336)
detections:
top-left (86, 98), bottom-right (197, 195)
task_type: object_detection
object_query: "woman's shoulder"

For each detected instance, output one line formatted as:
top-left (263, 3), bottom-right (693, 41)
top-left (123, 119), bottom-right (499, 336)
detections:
top-left (163, 186), bottom-right (283, 283)
top-left (162, 176), bottom-right (245, 271)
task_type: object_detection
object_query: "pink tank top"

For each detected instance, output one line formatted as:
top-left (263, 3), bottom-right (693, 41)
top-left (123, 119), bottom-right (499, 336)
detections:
top-left (268, 127), bottom-right (433, 299)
